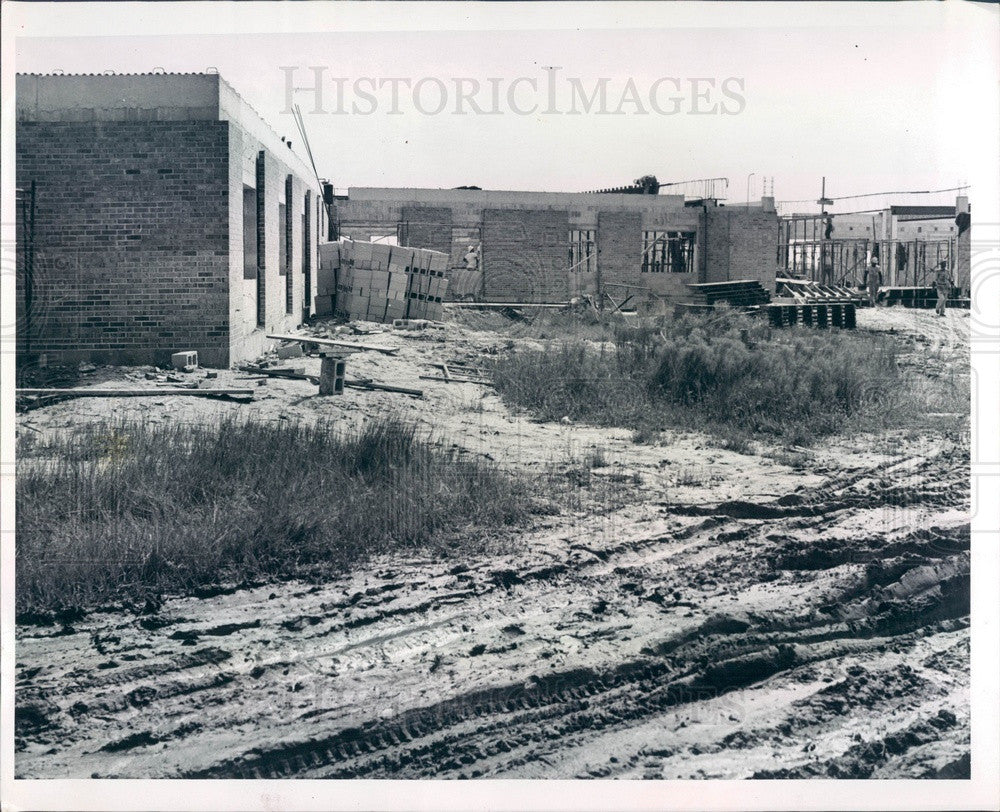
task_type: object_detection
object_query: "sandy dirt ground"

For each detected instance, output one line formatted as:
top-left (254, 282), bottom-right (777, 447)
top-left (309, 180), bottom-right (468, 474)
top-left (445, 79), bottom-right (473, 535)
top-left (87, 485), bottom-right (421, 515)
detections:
top-left (14, 308), bottom-right (970, 779)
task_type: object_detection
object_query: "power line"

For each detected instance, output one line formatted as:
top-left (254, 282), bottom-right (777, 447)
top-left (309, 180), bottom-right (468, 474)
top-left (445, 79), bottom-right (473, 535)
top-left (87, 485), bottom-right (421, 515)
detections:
top-left (777, 184), bottom-right (970, 206)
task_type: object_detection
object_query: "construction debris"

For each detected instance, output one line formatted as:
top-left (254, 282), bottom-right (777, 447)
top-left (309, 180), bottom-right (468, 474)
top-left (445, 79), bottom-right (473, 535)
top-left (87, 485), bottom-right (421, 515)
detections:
top-left (420, 362), bottom-right (493, 386)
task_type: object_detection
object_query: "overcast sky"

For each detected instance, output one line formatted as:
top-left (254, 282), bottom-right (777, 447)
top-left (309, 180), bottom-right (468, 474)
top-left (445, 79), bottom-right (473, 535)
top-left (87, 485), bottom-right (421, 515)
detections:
top-left (10, 2), bottom-right (999, 215)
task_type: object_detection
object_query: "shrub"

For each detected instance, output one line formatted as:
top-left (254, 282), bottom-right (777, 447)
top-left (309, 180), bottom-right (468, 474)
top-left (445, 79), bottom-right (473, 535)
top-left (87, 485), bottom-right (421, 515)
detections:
top-left (491, 311), bottom-right (911, 446)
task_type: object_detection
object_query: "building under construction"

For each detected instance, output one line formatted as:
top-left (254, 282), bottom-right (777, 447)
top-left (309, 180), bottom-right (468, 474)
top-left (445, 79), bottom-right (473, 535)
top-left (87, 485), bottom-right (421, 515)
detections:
top-left (331, 187), bottom-right (780, 304)
top-left (778, 198), bottom-right (971, 293)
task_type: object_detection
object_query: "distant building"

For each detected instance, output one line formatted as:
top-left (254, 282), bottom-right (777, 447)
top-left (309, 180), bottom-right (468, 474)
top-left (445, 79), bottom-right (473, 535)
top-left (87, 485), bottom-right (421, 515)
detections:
top-left (15, 73), bottom-right (326, 366)
top-left (333, 188), bottom-right (780, 302)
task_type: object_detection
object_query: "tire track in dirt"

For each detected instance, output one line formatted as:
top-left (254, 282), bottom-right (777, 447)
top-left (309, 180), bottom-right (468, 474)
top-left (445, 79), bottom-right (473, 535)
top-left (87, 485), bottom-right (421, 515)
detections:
top-left (15, 379), bottom-right (970, 778)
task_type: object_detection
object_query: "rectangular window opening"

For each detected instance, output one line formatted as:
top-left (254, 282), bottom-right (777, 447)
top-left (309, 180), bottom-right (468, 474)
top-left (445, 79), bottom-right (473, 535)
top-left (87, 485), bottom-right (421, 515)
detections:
top-left (569, 229), bottom-right (596, 274)
top-left (243, 185), bottom-right (257, 280)
top-left (642, 230), bottom-right (696, 273)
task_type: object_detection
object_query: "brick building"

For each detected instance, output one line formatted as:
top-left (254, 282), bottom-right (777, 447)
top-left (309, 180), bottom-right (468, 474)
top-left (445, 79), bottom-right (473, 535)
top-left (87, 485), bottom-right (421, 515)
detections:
top-left (333, 188), bottom-right (779, 303)
top-left (15, 73), bottom-right (326, 366)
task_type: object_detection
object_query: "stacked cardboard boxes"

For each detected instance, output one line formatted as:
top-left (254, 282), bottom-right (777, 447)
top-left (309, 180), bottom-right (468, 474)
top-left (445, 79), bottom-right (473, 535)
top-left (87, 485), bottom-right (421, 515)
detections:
top-left (332, 239), bottom-right (449, 323)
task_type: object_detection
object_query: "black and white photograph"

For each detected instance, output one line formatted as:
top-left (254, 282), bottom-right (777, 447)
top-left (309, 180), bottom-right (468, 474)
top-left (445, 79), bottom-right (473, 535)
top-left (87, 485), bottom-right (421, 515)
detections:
top-left (2, 2), bottom-right (998, 810)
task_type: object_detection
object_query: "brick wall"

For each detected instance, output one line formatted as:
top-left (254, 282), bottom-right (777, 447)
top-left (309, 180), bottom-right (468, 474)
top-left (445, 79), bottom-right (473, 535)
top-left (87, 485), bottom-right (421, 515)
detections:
top-left (727, 209), bottom-right (778, 291)
top-left (400, 206), bottom-right (452, 253)
top-left (703, 208), bottom-right (732, 283)
top-left (703, 208), bottom-right (778, 291)
top-left (482, 209), bottom-right (569, 302)
top-left (15, 120), bottom-right (231, 366)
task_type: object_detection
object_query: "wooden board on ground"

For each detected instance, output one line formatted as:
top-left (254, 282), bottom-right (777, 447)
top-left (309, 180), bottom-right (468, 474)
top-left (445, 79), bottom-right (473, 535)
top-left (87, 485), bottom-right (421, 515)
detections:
top-left (266, 333), bottom-right (398, 356)
top-left (16, 388), bottom-right (254, 399)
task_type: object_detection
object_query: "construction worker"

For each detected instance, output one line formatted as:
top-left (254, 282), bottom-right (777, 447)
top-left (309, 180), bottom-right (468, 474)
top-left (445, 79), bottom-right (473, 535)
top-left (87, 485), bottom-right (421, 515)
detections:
top-left (865, 256), bottom-right (882, 307)
top-left (934, 261), bottom-right (951, 316)
top-left (464, 244), bottom-right (480, 271)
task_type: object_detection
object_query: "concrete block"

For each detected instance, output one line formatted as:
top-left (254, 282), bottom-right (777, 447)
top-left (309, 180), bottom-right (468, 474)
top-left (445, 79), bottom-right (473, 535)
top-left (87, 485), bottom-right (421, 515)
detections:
top-left (171, 350), bottom-right (198, 370)
top-left (428, 250), bottom-right (449, 272)
top-left (371, 243), bottom-right (393, 270)
top-left (352, 241), bottom-right (374, 267)
top-left (314, 295), bottom-right (333, 316)
top-left (277, 343), bottom-right (303, 359)
top-left (318, 242), bottom-right (341, 270)
top-left (386, 300), bottom-right (407, 321)
top-left (391, 246), bottom-right (414, 270)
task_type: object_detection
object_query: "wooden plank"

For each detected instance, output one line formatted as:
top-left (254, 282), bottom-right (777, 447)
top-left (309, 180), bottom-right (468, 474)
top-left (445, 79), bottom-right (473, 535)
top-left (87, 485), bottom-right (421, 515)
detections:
top-left (240, 365), bottom-right (319, 383)
top-left (419, 374), bottom-right (493, 386)
top-left (266, 333), bottom-right (398, 356)
top-left (16, 388), bottom-right (254, 398)
top-left (444, 302), bottom-right (569, 309)
top-left (243, 365), bottom-right (422, 397)
top-left (345, 379), bottom-right (423, 397)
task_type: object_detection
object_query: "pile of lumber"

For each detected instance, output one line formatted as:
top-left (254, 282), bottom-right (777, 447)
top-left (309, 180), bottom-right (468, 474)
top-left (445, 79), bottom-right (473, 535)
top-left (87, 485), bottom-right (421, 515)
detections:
top-left (682, 280), bottom-right (771, 308)
top-left (317, 240), bottom-right (450, 324)
top-left (775, 277), bottom-right (866, 305)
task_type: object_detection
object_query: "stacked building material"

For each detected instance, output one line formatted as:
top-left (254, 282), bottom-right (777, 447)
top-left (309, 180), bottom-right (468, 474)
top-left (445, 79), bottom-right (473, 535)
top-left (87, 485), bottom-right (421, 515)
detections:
top-left (316, 242), bottom-right (341, 316)
top-left (775, 277), bottom-right (865, 305)
top-left (767, 301), bottom-right (857, 329)
top-left (683, 280), bottom-right (771, 308)
top-left (333, 240), bottom-right (449, 323)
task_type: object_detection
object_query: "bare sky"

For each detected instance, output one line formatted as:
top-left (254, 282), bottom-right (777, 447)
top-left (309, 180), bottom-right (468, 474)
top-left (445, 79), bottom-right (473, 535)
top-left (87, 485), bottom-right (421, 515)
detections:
top-left (11, 2), bottom-right (1000, 214)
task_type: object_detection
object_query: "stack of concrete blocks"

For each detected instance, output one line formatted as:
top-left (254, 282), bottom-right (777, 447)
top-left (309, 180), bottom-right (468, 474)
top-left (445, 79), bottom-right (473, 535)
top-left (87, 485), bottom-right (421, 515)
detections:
top-left (333, 239), bottom-right (449, 323)
top-left (316, 242), bottom-right (341, 317)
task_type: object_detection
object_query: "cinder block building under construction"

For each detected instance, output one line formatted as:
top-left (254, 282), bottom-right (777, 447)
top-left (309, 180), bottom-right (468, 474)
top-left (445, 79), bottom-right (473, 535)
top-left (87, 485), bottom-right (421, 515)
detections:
top-left (332, 187), bottom-right (780, 303)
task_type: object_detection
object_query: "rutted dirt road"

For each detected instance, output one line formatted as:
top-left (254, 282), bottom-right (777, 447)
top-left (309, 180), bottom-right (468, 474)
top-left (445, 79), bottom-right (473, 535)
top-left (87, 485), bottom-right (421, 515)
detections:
top-left (15, 309), bottom-right (971, 779)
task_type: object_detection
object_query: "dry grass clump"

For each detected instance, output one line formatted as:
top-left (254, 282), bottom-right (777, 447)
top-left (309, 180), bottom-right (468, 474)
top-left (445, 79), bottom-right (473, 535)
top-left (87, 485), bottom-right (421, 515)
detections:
top-left (16, 417), bottom-right (534, 617)
top-left (491, 310), bottom-right (932, 446)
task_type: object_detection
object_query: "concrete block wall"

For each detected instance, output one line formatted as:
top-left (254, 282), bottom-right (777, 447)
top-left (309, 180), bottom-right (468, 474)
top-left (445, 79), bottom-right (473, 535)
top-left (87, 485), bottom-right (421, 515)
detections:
top-left (705, 207), bottom-right (778, 290)
top-left (15, 120), bottom-right (231, 366)
top-left (596, 210), bottom-right (643, 292)
top-left (400, 206), bottom-right (453, 254)
top-left (482, 208), bottom-right (569, 302)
